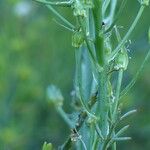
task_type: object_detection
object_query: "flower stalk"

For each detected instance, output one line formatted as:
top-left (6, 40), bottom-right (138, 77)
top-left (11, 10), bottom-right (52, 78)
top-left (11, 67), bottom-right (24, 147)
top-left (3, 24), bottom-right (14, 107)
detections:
top-left (35, 0), bottom-right (150, 149)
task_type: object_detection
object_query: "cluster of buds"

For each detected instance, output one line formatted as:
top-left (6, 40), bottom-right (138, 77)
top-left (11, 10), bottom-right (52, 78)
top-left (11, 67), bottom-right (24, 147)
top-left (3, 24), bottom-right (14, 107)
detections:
top-left (47, 85), bottom-right (64, 107)
top-left (87, 114), bottom-right (98, 126)
top-left (72, 0), bottom-right (93, 17)
top-left (72, 29), bottom-right (84, 48)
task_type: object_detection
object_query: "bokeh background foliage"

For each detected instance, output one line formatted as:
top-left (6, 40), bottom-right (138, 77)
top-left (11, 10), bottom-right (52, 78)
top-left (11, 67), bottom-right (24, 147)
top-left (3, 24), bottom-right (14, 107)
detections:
top-left (0, 0), bottom-right (149, 149)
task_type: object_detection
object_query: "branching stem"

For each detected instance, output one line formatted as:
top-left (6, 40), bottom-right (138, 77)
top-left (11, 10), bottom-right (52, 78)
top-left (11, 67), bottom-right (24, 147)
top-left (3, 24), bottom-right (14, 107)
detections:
top-left (109, 5), bottom-right (145, 61)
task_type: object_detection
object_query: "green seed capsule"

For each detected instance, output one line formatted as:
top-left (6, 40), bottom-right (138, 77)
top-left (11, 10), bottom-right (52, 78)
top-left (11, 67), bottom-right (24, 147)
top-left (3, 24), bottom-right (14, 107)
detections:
top-left (114, 50), bottom-right (129, 70)
top-left (72, 31), bottom-right (84, 48)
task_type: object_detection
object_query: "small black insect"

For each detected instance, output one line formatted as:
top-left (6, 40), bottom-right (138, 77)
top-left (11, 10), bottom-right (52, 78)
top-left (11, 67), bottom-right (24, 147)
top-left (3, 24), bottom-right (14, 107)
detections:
top-left (102, 21), bottom-right (105, 26)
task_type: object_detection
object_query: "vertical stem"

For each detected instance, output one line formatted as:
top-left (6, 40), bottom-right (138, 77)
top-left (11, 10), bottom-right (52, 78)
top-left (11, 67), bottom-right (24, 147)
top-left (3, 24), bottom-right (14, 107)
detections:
top-left (57, 107), bottom-right (73, 128)
top-left (109, 0), bottom-right (117, 25)
top-left (110, 69), bottom-right (123, 150)
top-left (93, 0), bottom-right (104, 66)
top-left (75, 48), bottom-right (91, 112)
top-left (113, 69), bottom-right (123, 119)
top-left (80, 138), bottom-right (88, 150)
top-left (92, 132), bottom-right (99, 150)
top-left (98, 69), bottom-right (109, 135)
top-left (110, 5), bottom-right (145, 61)
top-left (93, 0), bottom-right (109, 148)
top-left (112, 140), bottom-right (116, 150)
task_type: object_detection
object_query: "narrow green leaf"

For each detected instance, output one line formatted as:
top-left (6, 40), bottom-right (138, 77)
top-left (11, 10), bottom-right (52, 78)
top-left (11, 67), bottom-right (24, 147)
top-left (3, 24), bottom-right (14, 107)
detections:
top-left (109, 5), bottom-right (145, 61)
top-left (46, 5), bottom-right (75, 30)
top-left (112, 137), bottom-right (131, 141)
top-left (120, 110), bottom-right (137, 120)
top-left (121, 48), bottom-right (150, 98)
top-left (115, 125), bottom-right (130, 137)
top-left (148, 27), bottom-right (150, 43)
top-left (34, 0), bottom-right (72, 7)
top-left (105, 0), bottom-right (128, 33)
top-left (57, 107), bottom-right (74, 128)
top-left (102, 0), bottom-right (111, 15)
top-left (53, 19), bottom-right (74, 32)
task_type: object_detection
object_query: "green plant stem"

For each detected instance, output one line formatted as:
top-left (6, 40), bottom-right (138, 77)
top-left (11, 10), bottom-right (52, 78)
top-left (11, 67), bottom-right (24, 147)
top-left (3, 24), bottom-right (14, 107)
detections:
top-left (77, 16), bottom-right (96, 64)
top-left (95, 123), bottom-right (104, 140)
top-left (60, 92), bottom-right (97, 149)
top-left (93, 0), bottom-right (109, 145)
top-left (34, 0), bottom-right (73, 7)
top-left (97, 69), bottom-right (109, 142)
top-left (80, 138), bottom-right (88, 150)
top-left (57, 107), bottom-right (74, 128)
top-left (108, 31), bottom-right (124, 150)
top-left (102, 123), bottom-right (116, 150)
top-left (93, 0), bottom-right (104, 66)
top-left (102, 0), bottom-right (111, 17)
top-left (75, 47), bottom-right (96, 120)
top-left (113, 69), bottom-right (123, 118)
top-left (53, 19), bottom-right (75, 32)
top-left (120, 48), bottom-right (150, 98)
top-left (93, 1), bottom-right (109, 141)
top-left (109, 0), bottom-right (117, 25)
top-left (35, 1), bottom-right (150, 150)
top-left (46, 5), bottom-right (75, 29)
top-left (120, 110), bottom-right (137, 120)
top-left (90, 125), bottom-right (95, 149)
top-left (92, 134), bottom-right (99, 150)
top-left (108, 69), bottom-right (123, 150)
top-left (112, 142), bottom-right (116, 150)
top-left (104, 0), bottom-right (128, 34)
top-left (75, 48), bottom-right (91, 113)
top-left (109, 5), bottom-right (145, 61)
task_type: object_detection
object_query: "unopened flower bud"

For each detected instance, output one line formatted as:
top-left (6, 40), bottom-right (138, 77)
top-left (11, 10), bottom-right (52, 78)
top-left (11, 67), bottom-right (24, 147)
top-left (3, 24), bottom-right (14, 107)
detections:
top-left (47, 85), bottom-right (64, 107)
top-left (72, 30), bottom-right (84, 48)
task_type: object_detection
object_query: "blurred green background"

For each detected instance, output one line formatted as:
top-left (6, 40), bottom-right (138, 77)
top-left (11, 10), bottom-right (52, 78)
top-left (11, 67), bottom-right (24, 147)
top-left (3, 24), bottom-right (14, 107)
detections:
top-left (0, 0), bottom-right (149, 149)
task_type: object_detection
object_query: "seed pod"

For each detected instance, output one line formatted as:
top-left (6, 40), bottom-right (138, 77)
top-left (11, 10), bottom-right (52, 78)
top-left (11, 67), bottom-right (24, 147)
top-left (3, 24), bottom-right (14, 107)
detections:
top-left (72, 31), bottom-right (84, 48)
top-left (114, 50), bottom-right (129, 70)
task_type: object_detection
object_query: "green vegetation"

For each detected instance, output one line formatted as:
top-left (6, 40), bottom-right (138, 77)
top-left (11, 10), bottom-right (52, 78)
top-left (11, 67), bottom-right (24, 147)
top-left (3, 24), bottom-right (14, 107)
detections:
top-left (0, 0), bottom-right (150, 150)
top-left (35, 0), bottom-right (150, 149)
